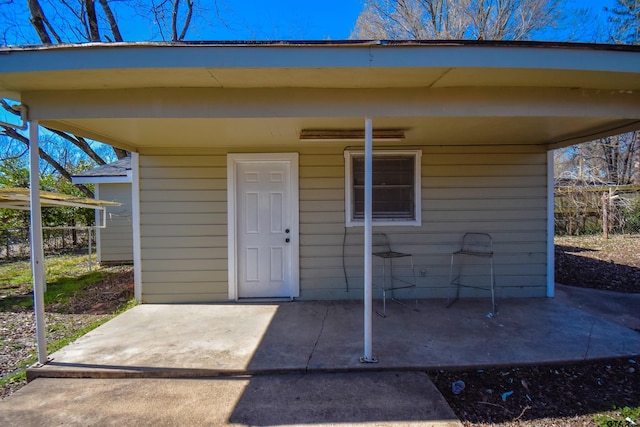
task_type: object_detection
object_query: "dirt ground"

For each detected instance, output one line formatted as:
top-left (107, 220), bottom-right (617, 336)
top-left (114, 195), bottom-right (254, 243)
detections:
top-left (555, 235), bottom-right (640, 294)
top-left (428, 234), bottom-right (640, 427)
top-left (0, 265), bottom-right (133, 399)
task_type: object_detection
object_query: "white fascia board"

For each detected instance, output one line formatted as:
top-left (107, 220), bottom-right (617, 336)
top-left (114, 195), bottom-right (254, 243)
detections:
top-left (2, 43), bottom-right (639, 76)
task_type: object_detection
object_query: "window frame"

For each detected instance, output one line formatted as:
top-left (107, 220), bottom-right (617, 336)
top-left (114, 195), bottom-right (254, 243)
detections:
top-left (344, 149), bottom-right (422, 227)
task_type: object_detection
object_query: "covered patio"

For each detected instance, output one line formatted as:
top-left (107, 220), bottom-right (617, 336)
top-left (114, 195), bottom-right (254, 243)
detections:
top-left (2, 40), bottom-right (639, 368)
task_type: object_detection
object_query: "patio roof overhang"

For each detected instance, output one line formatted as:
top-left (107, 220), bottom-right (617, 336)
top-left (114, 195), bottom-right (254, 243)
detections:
top-left (1, 41), bottom-right (639, 152)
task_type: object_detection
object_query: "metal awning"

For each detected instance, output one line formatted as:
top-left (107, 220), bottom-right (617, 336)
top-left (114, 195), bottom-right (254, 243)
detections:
top-left (0, 186), bottom-right (121, 367)
top-left (0, 187), bottom-right (120, 210)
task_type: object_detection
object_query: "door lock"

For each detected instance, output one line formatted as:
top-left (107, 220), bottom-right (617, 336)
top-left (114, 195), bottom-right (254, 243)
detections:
top-left (285, 238), bottom-right (291, 243)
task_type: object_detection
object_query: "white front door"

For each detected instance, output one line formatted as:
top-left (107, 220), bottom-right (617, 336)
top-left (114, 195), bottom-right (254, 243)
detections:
top-left (228, 153), bottom-right (299, 299)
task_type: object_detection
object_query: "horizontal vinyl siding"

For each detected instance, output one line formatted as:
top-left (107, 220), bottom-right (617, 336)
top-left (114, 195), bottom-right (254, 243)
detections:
top-left (298, 145), bottom-right (548, 300)
top-left (139, 153), bottom-right (228, 303)
top-left (138, 144), bottom-right (548, 303)
top-left (99, 183), bottom-right (133, 263)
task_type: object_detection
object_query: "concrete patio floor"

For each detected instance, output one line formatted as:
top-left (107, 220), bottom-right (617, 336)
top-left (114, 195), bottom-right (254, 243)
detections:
top-left (26, 294), bottom-right (640, 380)
top-left (1, 292), bottom-right (638, 426)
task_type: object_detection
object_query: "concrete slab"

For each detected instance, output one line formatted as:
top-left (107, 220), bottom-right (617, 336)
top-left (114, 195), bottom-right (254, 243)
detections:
top-left (27, 297), bottom-right (640, 381)
top-left (5, 291), bottom-right (640, 426)
top-left (0, 372), bottom-right (461, 427)
top-left (555, 284), bottom-right (640, 331)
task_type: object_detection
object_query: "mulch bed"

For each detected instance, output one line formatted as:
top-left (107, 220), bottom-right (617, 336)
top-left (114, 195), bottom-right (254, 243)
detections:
top-left (427, 235), bottom-right (640, 426)
top-left (555, 238), bottom-right (640, 294)
top-left (429, 358), bottom-right (639, 427)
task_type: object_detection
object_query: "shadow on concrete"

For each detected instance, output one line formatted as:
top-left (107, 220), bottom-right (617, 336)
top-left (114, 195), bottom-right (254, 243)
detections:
top-left (228, 371), bottom-right (458, 426)
top-left (6, 296), bottom-right (640, 426)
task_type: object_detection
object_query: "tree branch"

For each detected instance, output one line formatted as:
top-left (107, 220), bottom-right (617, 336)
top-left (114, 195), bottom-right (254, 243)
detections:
top-left (179, 0), bottom-right (193, 41)
top-left (44, 127), bottom-right (107, 166)
top-left (2, 126), bottom-right (94, 198)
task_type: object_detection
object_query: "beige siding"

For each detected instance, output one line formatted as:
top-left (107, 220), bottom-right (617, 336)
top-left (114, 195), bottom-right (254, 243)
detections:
top-left (138, 144), bottom-right (548, 303)
top-left (138, 152), bottom-right (228, 303)
top-left (98, 183), bottom-right (133, 264)
top-left (299, 145), bottom-right (548, 300)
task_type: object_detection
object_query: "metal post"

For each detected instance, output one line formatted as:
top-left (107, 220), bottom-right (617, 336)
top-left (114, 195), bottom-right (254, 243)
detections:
top-left (88, 227), bottom-right (92, 272)
top-left (131, 152), bottom-right (142, 302)
top-left (546, 150), bottom-right (554, 298)
top-left (29, 121), bottom-right (48, 365)
top-left (360, 117), bottom-right (377, 363)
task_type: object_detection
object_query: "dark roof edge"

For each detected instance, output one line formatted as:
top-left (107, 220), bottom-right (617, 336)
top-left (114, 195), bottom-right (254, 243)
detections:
top-left (2, 39), bottom-right (640, 53)
top-left (73, 156), bottom-right (131, 178)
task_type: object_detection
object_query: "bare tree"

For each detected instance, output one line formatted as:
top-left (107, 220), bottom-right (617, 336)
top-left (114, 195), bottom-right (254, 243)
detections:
top-left (0, 0), bottom-right (214, 195)
top-left (1, 125), bottom-right (95, 198)
top-left (607, 0), bottom-right (640, 44)
top-left (350, 0), bottom-right (562, 40)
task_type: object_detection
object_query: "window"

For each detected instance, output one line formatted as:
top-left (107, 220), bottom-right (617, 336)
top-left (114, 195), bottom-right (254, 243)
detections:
top-left (344, 150), bottom-right (422, 227)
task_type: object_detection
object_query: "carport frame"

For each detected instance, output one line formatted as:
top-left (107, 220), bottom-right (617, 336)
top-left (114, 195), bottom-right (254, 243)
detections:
top-left (0, 120), bottom-right (120, 364)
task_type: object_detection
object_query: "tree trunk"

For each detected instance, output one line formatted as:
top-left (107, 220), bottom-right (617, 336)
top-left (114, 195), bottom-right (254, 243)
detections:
top-left (97, 0), bottom-right (123, 42)
top-left (602, 192), bottom-right (609, 239)
top-left (179, 0), bottom-right (194, 41)
top-left (27, 0), bottom-right (53, 43)
top-left (85, 0), bottom-right (101, 41)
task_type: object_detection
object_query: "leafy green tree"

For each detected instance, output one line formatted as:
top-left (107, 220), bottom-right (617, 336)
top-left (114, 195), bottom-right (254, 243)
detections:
top-left (0, 157), bottom-right (96, 237)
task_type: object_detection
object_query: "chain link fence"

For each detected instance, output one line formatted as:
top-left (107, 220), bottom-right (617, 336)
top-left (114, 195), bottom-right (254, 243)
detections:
top-left (555, 185), bottom-right (640, 236)
top-left (0, 227), bottom-right (95, 261)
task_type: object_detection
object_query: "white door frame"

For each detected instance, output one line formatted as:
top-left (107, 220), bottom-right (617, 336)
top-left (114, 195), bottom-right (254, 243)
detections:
top-left (227, 153), bottom-right (300, 300)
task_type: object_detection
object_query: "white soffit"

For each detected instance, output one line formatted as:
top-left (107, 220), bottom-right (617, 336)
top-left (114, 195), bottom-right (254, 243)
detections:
top-left (1, 41), bottom-right (639, 150)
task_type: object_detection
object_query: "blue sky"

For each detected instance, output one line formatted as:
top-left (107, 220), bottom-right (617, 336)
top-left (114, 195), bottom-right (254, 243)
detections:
top-left (222, 0), bottom-right (616, 40)
top-left (0, 0), bottom-right (622, 43)
top-left (125, 0), bottom-right (619, 41)
top-left (211, 0), bottom-right (365, 40)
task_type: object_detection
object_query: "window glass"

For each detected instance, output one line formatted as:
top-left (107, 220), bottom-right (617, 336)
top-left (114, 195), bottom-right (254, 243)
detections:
top-left (345, 150), bottom-right (421, 226)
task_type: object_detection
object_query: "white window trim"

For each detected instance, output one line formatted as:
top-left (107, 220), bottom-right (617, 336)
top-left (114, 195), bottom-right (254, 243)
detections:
top-left (344, 149), bottom-right (422, 227)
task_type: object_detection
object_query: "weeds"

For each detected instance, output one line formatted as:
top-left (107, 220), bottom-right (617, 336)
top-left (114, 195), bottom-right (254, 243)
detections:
top-left (594, 406), bottom-right (640, 427)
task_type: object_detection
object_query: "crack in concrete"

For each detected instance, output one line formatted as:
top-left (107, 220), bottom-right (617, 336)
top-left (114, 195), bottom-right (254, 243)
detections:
top-left (305, 303), bottom-right (330, 372)
top-left (583, 320), bottom-right (596, 360)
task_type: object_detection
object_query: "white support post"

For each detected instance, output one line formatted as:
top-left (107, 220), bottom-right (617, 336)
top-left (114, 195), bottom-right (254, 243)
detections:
top-left (546, 150), bottom-right (555, 298)
top-left (28, 121), bottom-right (48, 365)
top-left (131, 153), bottom-right (142, 302)
top-left (94, 184), bottom-right (102, 263)
top-left (88, 227), bottom-right (92, 272)
top-left (361, 117), bottom-right (377, 363)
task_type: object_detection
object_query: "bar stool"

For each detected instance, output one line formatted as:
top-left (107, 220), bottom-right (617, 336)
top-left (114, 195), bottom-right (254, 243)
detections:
top-left (448, 232), bottom-right (496, 316)
top-left (372, 233), bottom-right (417, 317)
